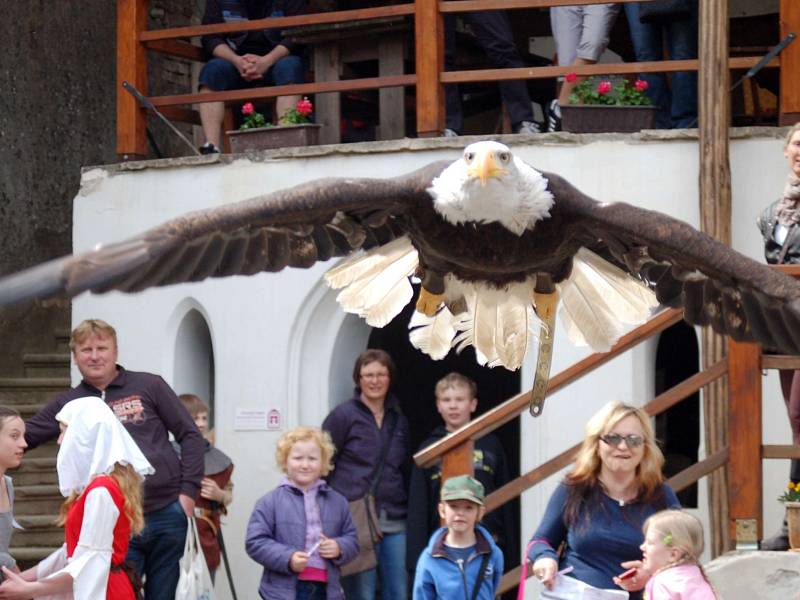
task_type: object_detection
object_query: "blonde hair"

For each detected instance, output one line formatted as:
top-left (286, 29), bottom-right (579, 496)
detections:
top-left (275, 427), bottom-right (335, 477)
top-left (784, 122), bottom-right (800, 148)
top-left (70, 319), bottom-right (117, 352)
top-left (644, 510), bottom-right (718, 596)
top-left (564, 401), bottom-right (665, 525)
top-left (58, 463), bottom-right (145, 534)
top-left (434, 372), bottom-right (477, 400)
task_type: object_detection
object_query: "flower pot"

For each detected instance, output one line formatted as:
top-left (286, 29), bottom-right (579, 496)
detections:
top-left (226, 123), bottom-right (322, 153)
top-left (560, 104), bottom-right (658, 134)
top-left (786, 501), bottom-right (800, 549)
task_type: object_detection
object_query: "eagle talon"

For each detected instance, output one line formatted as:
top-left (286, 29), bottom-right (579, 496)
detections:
top-left (416, 287), bottom-right (445, 317)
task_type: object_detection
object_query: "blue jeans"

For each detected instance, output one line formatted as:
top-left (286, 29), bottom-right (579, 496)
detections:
top-left (624, 2), bottom-right (698, 128)
top-left (340, 532), bottom-right (408, 599)
top-left (198, 55), bottom-right (305, 91)
top-left (126, 500), bottom-right (188, 600)
top-left (296, 580), bottom-right (327, 599)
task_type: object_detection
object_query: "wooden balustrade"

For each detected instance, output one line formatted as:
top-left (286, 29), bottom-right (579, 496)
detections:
top-left (116, 0), bottom-right (798, 158)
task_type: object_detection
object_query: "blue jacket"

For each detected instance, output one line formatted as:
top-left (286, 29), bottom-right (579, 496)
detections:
top-left (322, 393), bottom-right (410, 519)
top-left (413, 524), bottom-right (503, 600)
top-left (245, 480), bottom-right (359, 599)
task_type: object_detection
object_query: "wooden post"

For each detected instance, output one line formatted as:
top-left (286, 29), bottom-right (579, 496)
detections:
top-left (117, 0), bottom-right (148, 160)
top-left (698, 0), bottom-right (731, 557)
top-left (727, 340), bottom-right (762, 548)
top-left (440, 440), bottom-right (474, 482)
top-left (780, 0), bottom-right (800, 125)
top-left (414, 0), bottom-right (445, 137)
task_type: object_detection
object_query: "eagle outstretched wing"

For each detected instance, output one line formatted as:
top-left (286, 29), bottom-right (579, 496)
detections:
top-left (0, 161), bottom-right (450, 306)
top-left (547, 171), bottom-right (800, 354)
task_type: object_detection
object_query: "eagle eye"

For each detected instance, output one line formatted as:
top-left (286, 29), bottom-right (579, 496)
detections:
top-left (498, 152), bottom-right (510, 163)
top-left (464, 152), bottom-right (475, 163)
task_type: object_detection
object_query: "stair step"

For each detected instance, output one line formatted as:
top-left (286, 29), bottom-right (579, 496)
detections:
top-left (10, 458), bottom-right (58, 485)
top-left (0, 378), bottom-right (70, 406)
top-left (22, 353), bottom-right (70, 378)
top-left (13, 516), bottom-right (63, 546)
top-left (10, 546), bottom-right (61, 570)
top-left (22, 441), bottom-right (59, 460)
top-left (54, 329), bottom-right (71, 353)
top-left (13, 484), bottom-right (63, 515)
top-left (15, 514), bottom-right (59, 529)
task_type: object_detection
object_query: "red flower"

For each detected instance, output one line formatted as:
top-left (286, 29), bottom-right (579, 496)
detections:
top-left (242, 102), bottom-right (255, 115)
top-left (597, 80), bottom-right (612, 95)
top-left (565, 72), bottom-right (578, 83)
top-left (634, 79), bottom-right (649, 92)
top-left (296, 97), bottom-right (313, 116)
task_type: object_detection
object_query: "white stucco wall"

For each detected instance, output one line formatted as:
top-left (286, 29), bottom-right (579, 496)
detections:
top-left (71, 129), bottom-right (791, 597)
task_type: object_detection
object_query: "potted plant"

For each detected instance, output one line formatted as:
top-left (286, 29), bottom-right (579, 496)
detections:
top-left (779, 481), bottom-right (800, 549)
top-left (560, 73), bottom-right (658, 134)
top-left (227, 97), bottom-right (322, 153)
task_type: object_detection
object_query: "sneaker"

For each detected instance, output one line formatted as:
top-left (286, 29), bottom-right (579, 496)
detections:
top-left (761, 519), bottom-right (790, 551)
top-left (516, 120), bottom-right (541, 134)
top-left (546, 100), bottom-right (562, 133)
top-left (443, 128), bottom-right (459, 138)
top-left (199, 142), bottom-right (220, 155)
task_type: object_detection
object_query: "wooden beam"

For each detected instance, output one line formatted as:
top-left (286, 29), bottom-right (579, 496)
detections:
top-left (667, 448), bottom-right (729, 493)
top-left (780, 0), bottom-right (800, 125)
top-left (727, 340), bottom-right (763, 547)
top-left (772, 264), bottom-right (800, 277)
top-left (441, 0), bottom-right (669, 13)
top-left (415, 0), bottom-right (445, 136)
top-left (440, 440), bottom-right (475, 481)
top-left (762, 445), bottom-right (800, 460)
top-left (143, 39), bottom-right (204, 62)
top-left (762, 355), bottom-right (800, 370)
top-left (117, 0), bottom-right (148, 160)
top-left (414, 309), bottom-right (683, 468)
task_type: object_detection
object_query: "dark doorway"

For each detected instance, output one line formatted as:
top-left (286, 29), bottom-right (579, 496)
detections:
top-left (367, 285), bottom-right (522, 572)
top-left (654, 321), bottom-right (700, 507)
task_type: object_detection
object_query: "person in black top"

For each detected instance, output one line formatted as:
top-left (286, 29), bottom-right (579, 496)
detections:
top-left (197, 0), bottom-right (307, 153)
top-left (406, 373), bottom-right (513, 576)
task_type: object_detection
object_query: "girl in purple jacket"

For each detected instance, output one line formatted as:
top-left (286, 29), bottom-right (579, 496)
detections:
top-left (245, 427), bottom-right (358, 600)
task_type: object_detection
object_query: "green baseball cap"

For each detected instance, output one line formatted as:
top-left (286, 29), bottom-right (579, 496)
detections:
top-left (440, 475), bottom-right (485, 506)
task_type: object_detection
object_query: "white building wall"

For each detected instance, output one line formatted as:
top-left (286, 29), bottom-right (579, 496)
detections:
top-left (71, 130), bottom-right (790, 597)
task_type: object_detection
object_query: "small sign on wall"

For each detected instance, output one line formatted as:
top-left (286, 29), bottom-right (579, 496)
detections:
top-left (233, 408), bottom-right (283, 431)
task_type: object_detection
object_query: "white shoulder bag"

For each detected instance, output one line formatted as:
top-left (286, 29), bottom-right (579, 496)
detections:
top-left (175, 517), bottom-right (216, 600)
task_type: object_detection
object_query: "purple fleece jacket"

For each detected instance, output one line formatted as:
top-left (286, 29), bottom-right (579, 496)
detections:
top-left (24, 366), bottom-right (204, 513)
top-left (245, 480), bottom-right (358, 599)
top-left (322, 393), bottom-right (410, 520)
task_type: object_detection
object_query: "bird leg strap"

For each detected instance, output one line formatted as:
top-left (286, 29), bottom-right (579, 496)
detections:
top-left (416, 270), bottom-right (446, 317)
top-left (530, 275), bottom-right (559, 417)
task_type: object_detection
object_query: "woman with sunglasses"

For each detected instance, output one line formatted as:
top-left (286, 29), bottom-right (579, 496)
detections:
top-left (526, 401), bottom-right (679, 599)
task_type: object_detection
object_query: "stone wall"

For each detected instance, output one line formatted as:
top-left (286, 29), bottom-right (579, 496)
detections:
top-left (0, 1), bottom-right (201, 374)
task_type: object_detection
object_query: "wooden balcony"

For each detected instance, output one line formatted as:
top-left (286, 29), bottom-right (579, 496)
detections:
top-left (117, 0), bottom-right (800, 159)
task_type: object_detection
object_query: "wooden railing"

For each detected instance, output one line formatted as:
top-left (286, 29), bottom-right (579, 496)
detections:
top-left (412, 265), bottom-right (800, 593)
top-left (117, 0), bottom-right (799, 158)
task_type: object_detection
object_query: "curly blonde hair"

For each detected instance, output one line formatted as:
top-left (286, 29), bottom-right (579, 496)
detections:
top-left (564, 401), bottom-right (666, 525)
top-left (275, 427), bottom-right (336, 477)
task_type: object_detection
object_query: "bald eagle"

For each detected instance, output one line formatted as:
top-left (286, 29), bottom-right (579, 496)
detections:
top-left (1, 141), bottom-right (798, 383)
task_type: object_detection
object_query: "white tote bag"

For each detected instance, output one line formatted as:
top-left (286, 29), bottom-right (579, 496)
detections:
top-left (175, 517), bottom-right (216, 600)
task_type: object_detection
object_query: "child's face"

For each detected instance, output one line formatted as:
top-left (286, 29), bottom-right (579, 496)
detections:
top-left (438, 499), bottom-right (485, 534)
top-left (640, 526), bottom-right (679, 572)
top-left (285, 439), bottom-right (323, 490)
top-left (193, 411), bottom-right (209, 434)
top-left (436, 384), bottom-right (478, 431)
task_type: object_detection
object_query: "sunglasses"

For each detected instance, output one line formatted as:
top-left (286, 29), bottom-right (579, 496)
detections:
top-left (600, 433), bottom-right (644, 448)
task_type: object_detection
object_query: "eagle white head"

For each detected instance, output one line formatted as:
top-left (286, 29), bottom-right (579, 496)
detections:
top-left (428, 140), bottom-right (554, 235)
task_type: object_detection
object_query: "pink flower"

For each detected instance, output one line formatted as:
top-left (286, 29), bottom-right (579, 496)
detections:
top-left (565, 72), bottom-right (578, 83)
top-left (296, 97), bottom-right (313, 116)
top-left (242, 102), bottom-right (255, 115)
top-left (634, 79), bottom-right (649, 92)
top-left (597, 80), bottom-right (612, 95)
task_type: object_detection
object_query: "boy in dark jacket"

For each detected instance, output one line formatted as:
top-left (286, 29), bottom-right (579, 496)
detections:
top-left (406, 373), bottom-right (513, 573)
top-left (413, 475), bottom-right (503, 600)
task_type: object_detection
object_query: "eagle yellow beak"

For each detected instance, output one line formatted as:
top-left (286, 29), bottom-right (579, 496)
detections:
top-left (467, 150), bottom-right (507, 186)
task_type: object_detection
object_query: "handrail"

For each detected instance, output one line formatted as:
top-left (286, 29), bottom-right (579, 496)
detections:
top-left (484, 357), bottom-right (727, 512)
top-left (414, 308), bottom-right (683, 469)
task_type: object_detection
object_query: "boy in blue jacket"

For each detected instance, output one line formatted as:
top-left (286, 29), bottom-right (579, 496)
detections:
top-left (413, 475), bottom-right (504, 600)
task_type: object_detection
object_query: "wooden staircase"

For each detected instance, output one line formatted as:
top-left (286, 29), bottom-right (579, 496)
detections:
top-left (1, 330), bottom-right (70, 568)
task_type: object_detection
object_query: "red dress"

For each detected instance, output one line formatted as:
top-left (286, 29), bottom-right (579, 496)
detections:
top-left (65, 475), bottom-right (134, 599)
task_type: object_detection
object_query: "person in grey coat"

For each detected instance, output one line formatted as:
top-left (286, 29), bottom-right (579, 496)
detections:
top-left (245, 426), bottom-right (359, 599)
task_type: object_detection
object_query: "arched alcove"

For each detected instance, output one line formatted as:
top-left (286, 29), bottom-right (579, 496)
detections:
top-left (173, 307), bottom-right (216, 423)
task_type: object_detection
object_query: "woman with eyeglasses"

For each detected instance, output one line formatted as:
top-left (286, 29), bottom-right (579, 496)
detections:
top-left (322, 349), bottom-right (410, 600)
top-left (526, 401), bottom-right (679, 599)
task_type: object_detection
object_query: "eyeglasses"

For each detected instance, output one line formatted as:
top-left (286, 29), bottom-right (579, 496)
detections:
top-left (600, 433), bottom-right (644, 448)
top-left (360, 373), bottom-right (389, 380)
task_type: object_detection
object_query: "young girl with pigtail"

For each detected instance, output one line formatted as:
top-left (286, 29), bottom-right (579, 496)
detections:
top-left (639, 509), bottom-right (718, 600)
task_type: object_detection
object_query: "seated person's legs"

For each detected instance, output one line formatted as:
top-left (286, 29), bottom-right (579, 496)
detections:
top-left (197, 58), bottom-right (248, 151)
top-left (265, 55), bottom-right (305, 121)
top-left (624, 3), bottom-right (671, 128)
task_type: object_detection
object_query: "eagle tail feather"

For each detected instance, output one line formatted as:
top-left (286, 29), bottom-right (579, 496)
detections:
top-left (408, 307), bottom-right (458, 360)
top-left (557, 248), bottom-right (657, 351)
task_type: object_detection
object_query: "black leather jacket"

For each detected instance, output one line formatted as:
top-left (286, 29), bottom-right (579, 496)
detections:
top-left (758, 200), bottom-right (800, 265)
